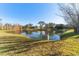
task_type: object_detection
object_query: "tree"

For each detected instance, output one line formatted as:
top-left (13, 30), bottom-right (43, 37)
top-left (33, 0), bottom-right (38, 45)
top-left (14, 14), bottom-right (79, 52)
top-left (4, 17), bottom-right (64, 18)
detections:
top-left (58, 3), bottom-right (79, 33)
top-left (44, 23), bottom-right (55, 31)
top-left (26, 24), bottom-right (33, 29)
top-left (0, 18), bottom-right (2, 30)
top-left (48, 23), bottom-right (54, 28)
top-left (38, 21), bottom-right (45, 30)
top-left (55, 24), bottom-right (65, 29)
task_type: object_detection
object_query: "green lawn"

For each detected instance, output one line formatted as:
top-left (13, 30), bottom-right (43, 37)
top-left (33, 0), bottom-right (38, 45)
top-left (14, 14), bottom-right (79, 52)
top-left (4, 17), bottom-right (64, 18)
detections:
top-left (0, 29), bottom-right (79, 56)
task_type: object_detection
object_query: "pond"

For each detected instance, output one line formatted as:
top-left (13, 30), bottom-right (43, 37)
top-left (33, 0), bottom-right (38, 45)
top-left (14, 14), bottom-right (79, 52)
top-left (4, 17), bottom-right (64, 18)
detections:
top-left (21, 31), bottom-right (63, 41)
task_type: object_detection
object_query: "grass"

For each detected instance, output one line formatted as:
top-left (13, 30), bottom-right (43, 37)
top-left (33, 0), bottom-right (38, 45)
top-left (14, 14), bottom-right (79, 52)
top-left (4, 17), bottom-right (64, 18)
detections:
top-left (0, 30), bottom-right (31, 55)
top-left (0, 29), bottom-right (79, 56)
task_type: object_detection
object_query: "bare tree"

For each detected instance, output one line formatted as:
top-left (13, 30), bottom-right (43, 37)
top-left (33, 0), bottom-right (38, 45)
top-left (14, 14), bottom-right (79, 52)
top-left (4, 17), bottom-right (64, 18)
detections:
top-left (58, 3), bottom-right (79, 33)
top-left (38, 21), bottom-right (45, 30)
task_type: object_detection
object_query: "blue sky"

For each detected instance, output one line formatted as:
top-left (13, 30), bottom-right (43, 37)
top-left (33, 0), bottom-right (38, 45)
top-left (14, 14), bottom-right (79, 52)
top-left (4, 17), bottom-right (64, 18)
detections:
top-left (0, 3), bottom-right (66, 25)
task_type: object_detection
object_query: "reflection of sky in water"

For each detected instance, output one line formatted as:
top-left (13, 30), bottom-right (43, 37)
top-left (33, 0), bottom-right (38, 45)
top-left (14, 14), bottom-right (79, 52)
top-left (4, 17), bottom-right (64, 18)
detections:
top-left (50, 34), bottom-right (60, 40)
top-left (21, 31), bottom-right (61, 40)
top-left (21, 32), bottom-right (43, 40)
top-left (29, 32), bottom-right (40, 38)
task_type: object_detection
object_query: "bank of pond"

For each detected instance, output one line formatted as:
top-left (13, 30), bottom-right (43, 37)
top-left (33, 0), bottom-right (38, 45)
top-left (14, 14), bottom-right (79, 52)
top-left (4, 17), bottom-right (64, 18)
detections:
top-left (21, 30), bottom-right (64, 41)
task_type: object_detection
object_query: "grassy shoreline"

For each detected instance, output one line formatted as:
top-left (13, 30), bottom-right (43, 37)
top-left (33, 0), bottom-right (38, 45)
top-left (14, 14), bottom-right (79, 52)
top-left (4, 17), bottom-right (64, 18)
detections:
top-left (0, 30), bottom-right (79, 56)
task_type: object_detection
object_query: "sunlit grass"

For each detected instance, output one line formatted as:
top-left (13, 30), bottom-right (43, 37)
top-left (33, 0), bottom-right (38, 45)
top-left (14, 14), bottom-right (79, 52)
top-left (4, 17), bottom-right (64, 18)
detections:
top-left (0, 29), bottom-right (79, 56)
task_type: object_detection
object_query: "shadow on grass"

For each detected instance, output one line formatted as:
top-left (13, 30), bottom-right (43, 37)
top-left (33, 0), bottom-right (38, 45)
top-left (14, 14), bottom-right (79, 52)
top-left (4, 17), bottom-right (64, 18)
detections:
top-left (0, 39), bottom-right (51, 54)
top-left (61, 32), bottom-right (79, 40)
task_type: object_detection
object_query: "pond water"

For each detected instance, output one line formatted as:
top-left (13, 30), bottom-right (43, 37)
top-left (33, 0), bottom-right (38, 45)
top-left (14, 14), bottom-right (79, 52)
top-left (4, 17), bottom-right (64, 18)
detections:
top-left (21, 31), bottom-right (62, 41)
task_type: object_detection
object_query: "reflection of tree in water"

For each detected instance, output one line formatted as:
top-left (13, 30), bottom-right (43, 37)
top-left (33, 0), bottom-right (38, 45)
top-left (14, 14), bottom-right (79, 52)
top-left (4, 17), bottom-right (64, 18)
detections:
top-left (55, 29), bottom-right (65, 35)
top-left (39, 31), bottom-right (48, 40)
top-left (40, 31), bottom-right (44, 40)
top-left (25, 31), bottom-right (32, 34)
top-left (22, 30), bottom-right (62, 40)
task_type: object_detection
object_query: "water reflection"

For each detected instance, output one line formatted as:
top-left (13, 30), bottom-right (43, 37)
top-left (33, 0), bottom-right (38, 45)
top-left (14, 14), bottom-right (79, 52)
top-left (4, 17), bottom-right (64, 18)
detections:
top-left (21, 31), bottom-right (60, 40)
top-left (21, 31), bottom-right (45, 40)
top-left (21, 30), bottom-right (64, 41)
